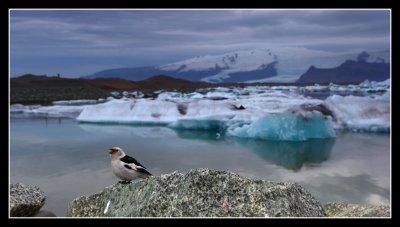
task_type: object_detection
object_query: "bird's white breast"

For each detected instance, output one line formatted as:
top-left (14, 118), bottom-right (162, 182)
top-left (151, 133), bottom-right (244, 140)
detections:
top-left (111, 159), bottom-right (141, 181)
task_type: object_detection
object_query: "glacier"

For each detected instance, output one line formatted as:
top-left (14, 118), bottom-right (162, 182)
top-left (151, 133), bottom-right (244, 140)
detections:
top-left (87, 47), bottom-right (389, 83)
top-left (155, 48), bottom-right (390, 83)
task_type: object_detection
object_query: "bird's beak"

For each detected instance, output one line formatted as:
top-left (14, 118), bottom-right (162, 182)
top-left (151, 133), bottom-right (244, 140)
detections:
top-left (109, 148), bottom-right (113, 154)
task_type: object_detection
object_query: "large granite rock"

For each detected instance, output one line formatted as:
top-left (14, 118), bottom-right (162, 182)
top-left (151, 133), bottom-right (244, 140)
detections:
top-left (68, 168), bottom-right (324, 217)
top-left (324, 202), bottom-right (390, 217)
top-left (10, 183), bottom-right (46, 217)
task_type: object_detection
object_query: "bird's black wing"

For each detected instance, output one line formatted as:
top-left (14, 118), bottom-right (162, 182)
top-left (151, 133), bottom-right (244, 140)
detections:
top-left (124, 164), bottom-right (133, 170)
top-left (120, 155), bottom-right (146, 168)
top-left (124, 164), bottom-right (152, 176)
top-left (136, 166), bottom-right (152, 176)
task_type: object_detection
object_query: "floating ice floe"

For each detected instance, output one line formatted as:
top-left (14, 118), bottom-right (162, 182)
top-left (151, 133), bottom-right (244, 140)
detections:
top-left (76, 91), bottom-right (334, 141)
top-left (52, 99), bottom-right (103, 105)
top-left (10, 100), bottom-right (100, 118)
top-left (303, 79), bottom-right (390, 94)
top-left (11, 105), bottom-right (89, 118)
top-left (12, 81), bottom-right (390, 140)
top-left (76, 86), bottom-right (390, 140)
top-left (324, 95), bottom-right (390, 132)
top-left (10, 104), bottom-right (41, 113)
top-left (226, 111), bottom-right (336, 141)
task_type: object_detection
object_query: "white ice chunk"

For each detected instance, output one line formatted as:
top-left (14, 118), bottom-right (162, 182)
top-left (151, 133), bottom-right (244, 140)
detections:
top-left (77, 99), bottom-right (181, 124)
top-left (11, 104), bottom-right (89, 117)
top-left (324, 95), bottom-right (390, 132)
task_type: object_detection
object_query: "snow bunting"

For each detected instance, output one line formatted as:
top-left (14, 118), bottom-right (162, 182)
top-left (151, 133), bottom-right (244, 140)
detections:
top-left (109, 147), bottom-right (152, 183)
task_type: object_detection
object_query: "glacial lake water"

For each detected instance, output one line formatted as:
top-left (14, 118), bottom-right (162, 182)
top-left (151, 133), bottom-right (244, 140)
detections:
top-left (10, 116), bottom-right (390, 217)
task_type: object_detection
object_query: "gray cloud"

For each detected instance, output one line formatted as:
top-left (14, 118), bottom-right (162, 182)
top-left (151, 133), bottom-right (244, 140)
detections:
top-left (10, 9), bottom-right (390, 77)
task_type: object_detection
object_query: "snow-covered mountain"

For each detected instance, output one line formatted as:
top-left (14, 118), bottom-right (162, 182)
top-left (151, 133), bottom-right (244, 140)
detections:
top-left (86, 48), bottom-right (390, 83)
top-left (159, 49), bottom-right (278, 82)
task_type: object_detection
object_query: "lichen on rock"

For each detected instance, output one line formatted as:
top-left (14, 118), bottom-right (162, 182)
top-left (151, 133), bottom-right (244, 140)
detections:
top-left (324, 202), bottom-right (390, 217)
top-left (68, 168), bottom-right (324, 217)
top-left (10, 183), bottom-right (46, 217)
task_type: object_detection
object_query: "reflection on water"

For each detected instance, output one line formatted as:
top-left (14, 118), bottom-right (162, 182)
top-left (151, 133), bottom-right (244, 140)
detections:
top-left (173, 128), bottom-right (222, 141)
top-left (304, 173), bottom-right (390, 205)
top-left (235, 138), bottom-right (335, 171)
top-left (173, 128), bottom-right (335, 171)
top-left (10, 117), bottom-right (390, 216)
top-left (79, 123), bottom-right (177, 138)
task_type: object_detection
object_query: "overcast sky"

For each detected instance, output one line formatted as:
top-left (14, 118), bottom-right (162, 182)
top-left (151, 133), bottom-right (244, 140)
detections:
top-left (10, 9), bottom-right (390, 77)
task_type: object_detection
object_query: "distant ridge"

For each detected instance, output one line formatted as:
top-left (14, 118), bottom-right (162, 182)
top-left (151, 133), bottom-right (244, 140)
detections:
top-left (296, 55), bottom-right (390, 83)
top-left (11, 74), bottom-right (213, 91)
top-left (85, 49), bottom-right (390, 83)
top-left (12, 74), bottom-right (354, 104)
top-left (86, 49), bottom-right (280, 82)
top-left (10, 74), bottom-right (214, 104)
